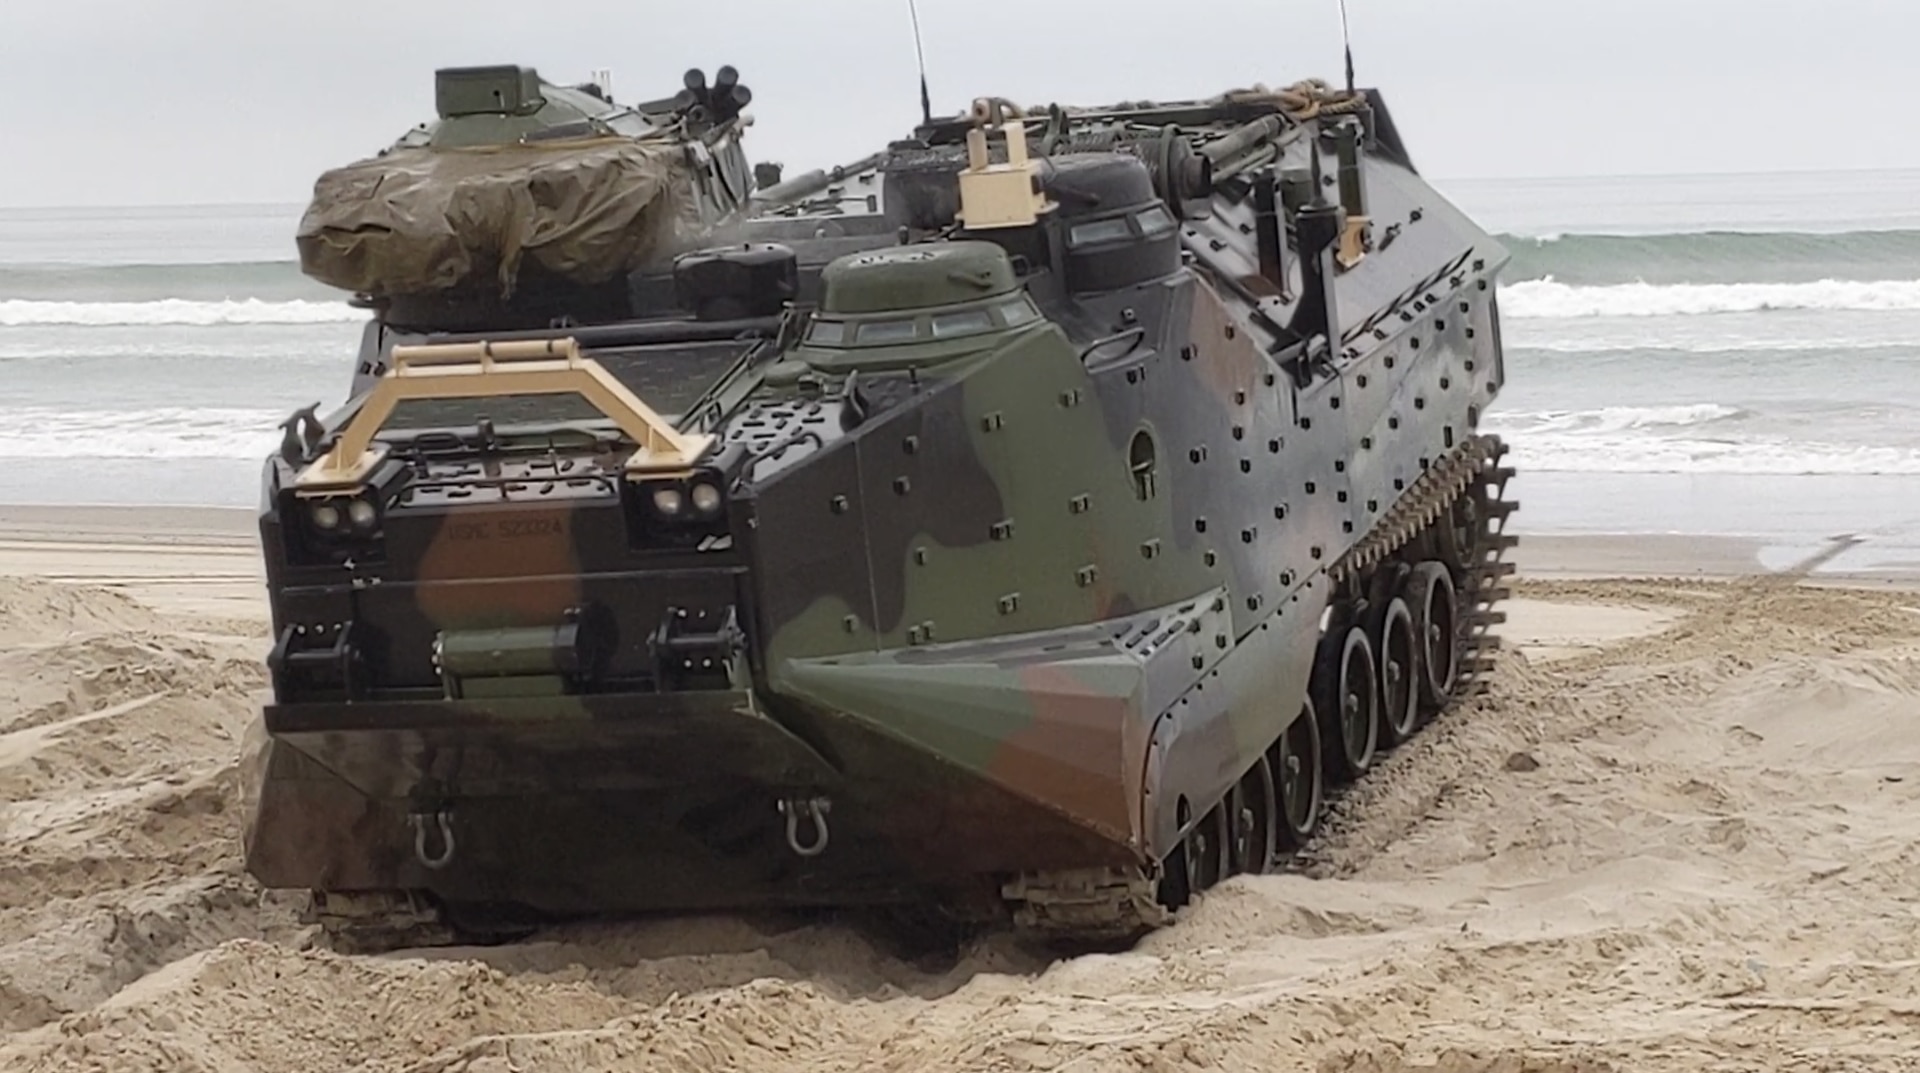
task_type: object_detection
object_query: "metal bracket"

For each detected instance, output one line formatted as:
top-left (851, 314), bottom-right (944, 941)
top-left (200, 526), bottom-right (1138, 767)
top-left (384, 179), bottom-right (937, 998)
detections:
top-left (956, 97), bottom-right (1055, 230)
top-left (294, 336), bottom-right (715, 493)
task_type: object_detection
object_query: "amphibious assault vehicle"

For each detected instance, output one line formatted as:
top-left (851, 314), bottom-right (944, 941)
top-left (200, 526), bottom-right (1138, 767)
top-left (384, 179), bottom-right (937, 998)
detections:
top-left (244, 64), bottom-right (1518, 949)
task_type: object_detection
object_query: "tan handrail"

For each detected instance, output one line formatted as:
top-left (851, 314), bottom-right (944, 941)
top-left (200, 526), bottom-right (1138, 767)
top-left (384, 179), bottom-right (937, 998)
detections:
top-left (293, 337), bottom-right (714, 492)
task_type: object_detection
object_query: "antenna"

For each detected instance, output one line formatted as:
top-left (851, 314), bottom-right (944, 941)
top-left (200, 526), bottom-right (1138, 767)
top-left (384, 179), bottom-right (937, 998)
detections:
top-left (907, 0), bottom-right (933, 125)
top-left (1338, 0), bottom-right (1355, 94)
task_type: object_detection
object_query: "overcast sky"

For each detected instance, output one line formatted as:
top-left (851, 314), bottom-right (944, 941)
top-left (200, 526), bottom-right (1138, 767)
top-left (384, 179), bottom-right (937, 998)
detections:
top-left (0, 0), bottom-right (1913, 207)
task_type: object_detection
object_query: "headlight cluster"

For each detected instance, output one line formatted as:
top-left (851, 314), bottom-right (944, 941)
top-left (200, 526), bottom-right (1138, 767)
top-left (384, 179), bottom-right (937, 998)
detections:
top-left (647, 474), bottom-right (727, 522)
top-left (305, 494), bottom-right (381, 536)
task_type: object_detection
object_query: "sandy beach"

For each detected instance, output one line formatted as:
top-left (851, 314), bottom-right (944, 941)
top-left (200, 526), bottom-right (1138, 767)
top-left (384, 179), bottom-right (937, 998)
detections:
top-left (3, 505), bottom-right (1918, 1072)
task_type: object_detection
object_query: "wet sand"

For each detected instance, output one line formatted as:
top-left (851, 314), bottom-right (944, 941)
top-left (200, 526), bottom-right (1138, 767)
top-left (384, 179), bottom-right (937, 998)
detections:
top-left (3, 504), bottom-right (1919, 1071)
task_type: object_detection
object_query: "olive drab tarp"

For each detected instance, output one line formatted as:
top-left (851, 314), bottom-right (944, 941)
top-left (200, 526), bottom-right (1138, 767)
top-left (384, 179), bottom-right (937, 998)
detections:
top-left (294, 138), bottom-right (695, 298)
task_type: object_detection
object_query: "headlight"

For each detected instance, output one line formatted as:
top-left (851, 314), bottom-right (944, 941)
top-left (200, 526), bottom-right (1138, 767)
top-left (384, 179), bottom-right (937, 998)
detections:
top-left (652, 487), bottom-right (685, 516)
top-left (690, 481), bottom-right (722, 516)
top-left (347, 498), bottom-right (378, 530)
top-left (310, 502), bottom-right (342, 530)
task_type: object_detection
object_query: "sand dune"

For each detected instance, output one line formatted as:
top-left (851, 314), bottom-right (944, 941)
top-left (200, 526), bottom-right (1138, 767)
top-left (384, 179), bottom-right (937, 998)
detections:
top-left (3, 533), bottom-right (1919, 1071)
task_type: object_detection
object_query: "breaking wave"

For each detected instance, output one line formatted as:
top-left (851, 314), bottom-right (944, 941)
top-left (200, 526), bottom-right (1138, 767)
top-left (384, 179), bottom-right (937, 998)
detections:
top-left (0, 299), bottom-right (364, 327)
top-left (0, 408), bottom-right (282, 459)
top-left (0, 260), bottom-right (322, 303)
top-left (1485, 403), bottom-right (1747, 436)
top-left (1505, 436), bottom-right (1920, 476)
top-left (1499, 278), bottom-right (1920, 319)
top-left (1499, 228), bottom-right (1920, 285)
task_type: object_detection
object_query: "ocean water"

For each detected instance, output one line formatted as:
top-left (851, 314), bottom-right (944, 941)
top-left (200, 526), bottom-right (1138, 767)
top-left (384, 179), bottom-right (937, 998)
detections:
top-left (3, 170), bottom-right (1920, 556)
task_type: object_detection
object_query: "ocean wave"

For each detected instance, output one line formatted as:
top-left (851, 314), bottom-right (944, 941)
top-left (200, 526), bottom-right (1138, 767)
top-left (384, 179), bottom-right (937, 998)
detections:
top-left (1506, 337), bottom-right (1920, 356)
top-left (1505, 434), bottom-right (1920, 476)
top-left (0, 260), bottom-right (327, 303)
top-left (0, 298), bottom-right (364, 327)
top-left (0, 407), bottom-right (282, 460)
top-left (1499, 228), bottom-right (1920, 286)
top-left (1485, 404), bottom-right (1745, 436)
top-left (1499, 278), bottom-right (1920, 319)
top-left (0, 325), bottom-right (363, 361)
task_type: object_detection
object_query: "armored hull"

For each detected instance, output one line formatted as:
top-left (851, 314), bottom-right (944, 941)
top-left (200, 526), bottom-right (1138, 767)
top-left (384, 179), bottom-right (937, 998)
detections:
top-left (246, 76), bottom-right (1517, 948)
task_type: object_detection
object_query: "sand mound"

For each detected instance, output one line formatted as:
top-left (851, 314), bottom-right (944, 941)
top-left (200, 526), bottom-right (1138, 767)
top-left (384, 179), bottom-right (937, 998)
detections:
top-left (5, 576), bottom-right (1920, 1071)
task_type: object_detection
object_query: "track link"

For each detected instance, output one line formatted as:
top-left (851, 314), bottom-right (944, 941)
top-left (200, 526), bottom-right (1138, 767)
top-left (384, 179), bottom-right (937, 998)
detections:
top-left (1003, 433), bottom-right (1520, 943)
top-left (1455, 437), bottom-right (1519, 697)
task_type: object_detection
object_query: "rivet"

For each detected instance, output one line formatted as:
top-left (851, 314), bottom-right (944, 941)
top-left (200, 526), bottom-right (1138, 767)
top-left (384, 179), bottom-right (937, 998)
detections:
top-left (830, 495), bottom-right (849, 513)
top-left (893, 476), bottom-right (911, 495)
top-left (1269, 438), bottom-right (1282, 453)
top-left (902, 435), bottom-right (919, 454)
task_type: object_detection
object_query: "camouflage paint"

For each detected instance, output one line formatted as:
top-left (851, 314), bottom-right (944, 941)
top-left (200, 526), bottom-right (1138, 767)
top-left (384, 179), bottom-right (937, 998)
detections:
top-left (242, 79), bottom-right (1515, 936)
